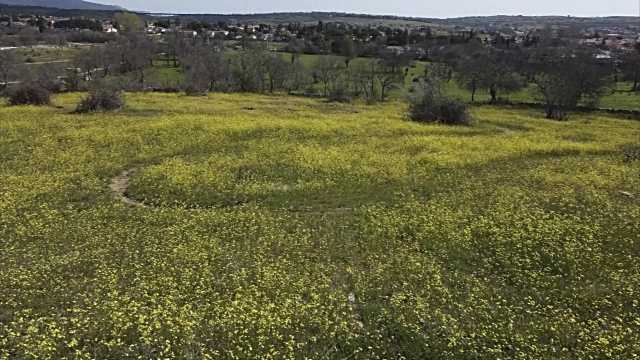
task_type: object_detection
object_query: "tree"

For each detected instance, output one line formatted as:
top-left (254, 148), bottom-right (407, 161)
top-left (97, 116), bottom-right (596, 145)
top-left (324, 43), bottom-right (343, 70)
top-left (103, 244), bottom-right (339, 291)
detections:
top-left (286, 38), bottom-right (305, 64)
top-left (377, 50), bottom-right (411, 101)
top-left (313, 55), bottom-right (342, 97)
top-left (284, 59), bottom-right (310, 94)
top-left (408, 75), bottom-right (469, 125)
top-left (118, 34), bottom-right (155, 88)
top-left (529, 46), bottom-right (613, 119)
top-left (230, 43), bottom-right (268, 92)
top-left (335, 35), bottom-right (357, 68)
top-left (352, 60), bottom-right (379, 102)
top-left (114, 12), bottom-right (145, 33)
top-left (180, 43), bottom-right (229, 93)
top-left (0, 50), bottom-right (17, 90)
top-left (73, 47), bottom-right (103, 82)
top-left (455, 47), bottom-right (524, 103)
top-left (164, 29), bottom-right (185, 68)
top-left (618, 45), bottom-right (640, 92)
top-left (263, 54), bottom-right (289, 93)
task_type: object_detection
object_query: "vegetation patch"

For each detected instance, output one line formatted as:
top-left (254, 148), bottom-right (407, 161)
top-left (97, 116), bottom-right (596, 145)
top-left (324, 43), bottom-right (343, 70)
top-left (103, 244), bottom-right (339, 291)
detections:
top-left (7, 83), bottom-right (51, 106)
top-left (75, 85), bottom-right (125, 113)
top-left (1, 93), bottom-right (639, 359)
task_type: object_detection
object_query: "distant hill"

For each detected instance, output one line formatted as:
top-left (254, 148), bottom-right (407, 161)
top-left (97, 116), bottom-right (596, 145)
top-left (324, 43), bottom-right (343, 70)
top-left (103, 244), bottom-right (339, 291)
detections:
top-left (0, 0), bottom-right (123, 11)
top-left (156, 11), bottom-right (639, 28)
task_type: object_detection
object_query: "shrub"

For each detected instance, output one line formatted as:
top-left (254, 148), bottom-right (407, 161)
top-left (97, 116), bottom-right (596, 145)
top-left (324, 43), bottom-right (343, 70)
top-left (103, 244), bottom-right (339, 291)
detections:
top-left (183, 84), bottom-right (208, 97)
top-left (408, 81), bottom-right (469, 125)
top-left (76, 86), bottom-right (124, 113)
top-left (623, 145), bottom-right (640, 163)
top-left (8, 84), bottom-right (50, 106)
top-left (327, 85), bottom-right (352, 103)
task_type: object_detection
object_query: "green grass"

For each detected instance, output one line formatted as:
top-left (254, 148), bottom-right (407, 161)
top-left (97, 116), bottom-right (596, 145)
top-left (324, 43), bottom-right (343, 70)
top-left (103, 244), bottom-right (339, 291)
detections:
top-left (12, 46), bottom-right (80, 63)
top-left (145, 62), bottom-right (184, 88)
top-left (1, 93), bottom-right (639, 358)
top-left (412, 61), bottom-right (640, 111)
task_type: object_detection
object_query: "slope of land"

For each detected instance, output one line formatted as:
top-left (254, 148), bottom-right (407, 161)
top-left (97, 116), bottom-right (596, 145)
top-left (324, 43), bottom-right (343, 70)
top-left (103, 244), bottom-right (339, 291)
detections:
top-left (0, 93), bottom-right (639, 358)
top-left (0, 0), bottom-right (121, 10)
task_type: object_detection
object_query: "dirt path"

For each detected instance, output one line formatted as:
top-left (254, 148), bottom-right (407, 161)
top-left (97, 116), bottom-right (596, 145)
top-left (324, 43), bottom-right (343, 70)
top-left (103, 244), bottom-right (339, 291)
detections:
top-left (109, 167), bottom-right (356, 214)
top-left (109, 168), bottom-right (146, 207)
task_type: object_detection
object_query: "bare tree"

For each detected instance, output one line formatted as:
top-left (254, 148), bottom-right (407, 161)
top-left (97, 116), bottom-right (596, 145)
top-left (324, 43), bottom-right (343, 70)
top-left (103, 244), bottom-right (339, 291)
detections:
top-left (313, 55), bottom-right (342, 97)
top-left (264, 53), bottom-right (289, 92)
top-left (113, 34), bottom-right (155, 88)
top-left (180, 43), bottom-right (230, 93)
top-left (286, 38), bottom-right (305, 64)
top-left (284, 59), bottom-right (310, 94)
top-left (377, 50), bottom-right (411, 101)
top-left (352, 60), bottom-right (379, 102)
top-left (0, 50), bottom-right (17, 90)
top-left (230, 43), bottom-right (267, 92)
top-left (73, 47), bottom-right (102, 81)
top-left (455, 47), bottom-right (524, 103)
top-left (335, 35), bottom-right (358, 68)
top-left (618, 45), bottom-right (640, 92)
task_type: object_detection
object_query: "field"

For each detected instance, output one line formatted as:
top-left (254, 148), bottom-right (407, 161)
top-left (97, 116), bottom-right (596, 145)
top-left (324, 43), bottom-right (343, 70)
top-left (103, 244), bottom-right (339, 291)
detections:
top-left (1, 93), bottom-right (640, 358)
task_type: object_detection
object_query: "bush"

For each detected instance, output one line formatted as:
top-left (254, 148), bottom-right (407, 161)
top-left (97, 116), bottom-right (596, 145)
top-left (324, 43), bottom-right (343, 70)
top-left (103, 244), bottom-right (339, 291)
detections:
top-left (183, 84), bottom-right (208, 97)
top-left (327, 86), bottom-right (352, 103)
top-left (408, 81), bottom-right (469, 125)
top-left (623, 145), bottom-right (640, 163)
top-left (76, 87), bottom-right (124, 113)
top-left (8, 84), bottom-right (50, 106)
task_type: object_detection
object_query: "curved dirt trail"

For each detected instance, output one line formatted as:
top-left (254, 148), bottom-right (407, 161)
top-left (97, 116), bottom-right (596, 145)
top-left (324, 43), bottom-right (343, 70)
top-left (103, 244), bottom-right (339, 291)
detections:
top-left (109, 167), bottom-right (356, 214)
top-left (109, 168), bottom-right (146, 207)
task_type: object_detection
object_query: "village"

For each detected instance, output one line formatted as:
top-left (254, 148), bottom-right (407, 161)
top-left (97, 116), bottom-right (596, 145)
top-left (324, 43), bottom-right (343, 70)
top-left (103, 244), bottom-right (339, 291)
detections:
top-left (0, 8), bottom-right (639, 54)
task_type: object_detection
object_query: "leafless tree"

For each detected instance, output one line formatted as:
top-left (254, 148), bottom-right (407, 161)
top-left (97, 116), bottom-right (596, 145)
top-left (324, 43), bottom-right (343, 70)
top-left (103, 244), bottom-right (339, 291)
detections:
top-left (313, 55), bottom-right (342, 97)
top-left (0, 50), bottom-right (17, 90)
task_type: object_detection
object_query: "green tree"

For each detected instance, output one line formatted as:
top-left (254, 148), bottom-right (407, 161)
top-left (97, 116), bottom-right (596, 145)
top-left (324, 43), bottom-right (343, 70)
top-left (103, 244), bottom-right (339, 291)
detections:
top-left (114, 12), bottom-right (145, 33)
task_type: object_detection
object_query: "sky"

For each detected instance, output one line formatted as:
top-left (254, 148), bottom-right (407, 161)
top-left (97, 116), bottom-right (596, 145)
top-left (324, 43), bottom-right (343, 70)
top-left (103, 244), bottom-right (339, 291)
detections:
top-left (97, 0), bottom-right (638, 18)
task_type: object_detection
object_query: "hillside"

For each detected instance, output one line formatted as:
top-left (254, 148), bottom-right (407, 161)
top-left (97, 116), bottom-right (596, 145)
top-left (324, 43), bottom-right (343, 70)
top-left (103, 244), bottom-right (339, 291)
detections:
top-left (1, 92), bottom-right (639, 358)
top-left (153, 11), bottom-right (640, 28)
top-left (0, 0), bottom-right (122, 11)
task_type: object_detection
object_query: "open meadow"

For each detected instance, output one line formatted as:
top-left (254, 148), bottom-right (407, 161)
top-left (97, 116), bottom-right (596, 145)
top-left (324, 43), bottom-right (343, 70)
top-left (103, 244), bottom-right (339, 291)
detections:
top-left (1, 93), bottom-right (639, 358)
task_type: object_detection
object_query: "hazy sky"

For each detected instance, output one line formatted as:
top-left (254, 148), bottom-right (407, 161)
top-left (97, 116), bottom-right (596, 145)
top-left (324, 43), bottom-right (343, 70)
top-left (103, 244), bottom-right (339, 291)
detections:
top-left (98, 0), bottom-right (638, 18)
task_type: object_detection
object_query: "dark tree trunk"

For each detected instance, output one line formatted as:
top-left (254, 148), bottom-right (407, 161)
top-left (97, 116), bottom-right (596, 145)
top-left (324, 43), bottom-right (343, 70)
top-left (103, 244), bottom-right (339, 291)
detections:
top-left (489, 86), bottom-right (497, 103)
top-left (545, 106), bottom-right (567, 120)
top-left (471, 80), bottom-right (477, 102)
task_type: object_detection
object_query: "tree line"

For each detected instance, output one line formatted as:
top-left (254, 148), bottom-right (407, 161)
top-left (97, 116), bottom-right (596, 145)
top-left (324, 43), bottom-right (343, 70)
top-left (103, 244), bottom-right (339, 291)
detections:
top-left (0, 21), bottom-right (633, 121)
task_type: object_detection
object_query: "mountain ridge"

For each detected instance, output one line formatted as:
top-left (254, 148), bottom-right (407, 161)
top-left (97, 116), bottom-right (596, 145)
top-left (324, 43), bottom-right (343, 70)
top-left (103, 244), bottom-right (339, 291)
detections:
top-left (0, 0), bottom-right (123, 11)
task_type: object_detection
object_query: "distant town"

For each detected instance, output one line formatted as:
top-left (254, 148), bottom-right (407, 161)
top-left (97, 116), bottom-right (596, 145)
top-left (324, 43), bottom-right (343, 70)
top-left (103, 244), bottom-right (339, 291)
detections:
top-left (1, 6), bottom-right (639, 56)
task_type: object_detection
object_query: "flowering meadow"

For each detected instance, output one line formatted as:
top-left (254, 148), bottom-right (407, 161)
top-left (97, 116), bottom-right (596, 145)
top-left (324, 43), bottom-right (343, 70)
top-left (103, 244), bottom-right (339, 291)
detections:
top-left (1, 93), bottom-right (639, 358)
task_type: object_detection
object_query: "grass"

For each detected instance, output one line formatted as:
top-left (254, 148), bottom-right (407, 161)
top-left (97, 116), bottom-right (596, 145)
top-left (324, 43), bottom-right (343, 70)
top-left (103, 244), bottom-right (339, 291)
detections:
top-left (1, 92), bottom-right (639, 358)
top-left (11, 46), bottom-right (80, 63)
